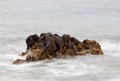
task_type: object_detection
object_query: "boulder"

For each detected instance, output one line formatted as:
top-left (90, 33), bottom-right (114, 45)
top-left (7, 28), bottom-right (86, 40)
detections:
top-left (13, 33), bottom-right (103, 64)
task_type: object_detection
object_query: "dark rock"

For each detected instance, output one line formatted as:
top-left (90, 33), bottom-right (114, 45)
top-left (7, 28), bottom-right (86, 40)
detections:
top-left (13, 33), bottom-right (103, 63)
top-left (26, 34), bottom-right (39, 49)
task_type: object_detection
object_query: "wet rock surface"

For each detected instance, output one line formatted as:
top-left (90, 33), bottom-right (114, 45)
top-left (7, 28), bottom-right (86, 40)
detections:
top-left (13, 33), bottom-right (103, 64)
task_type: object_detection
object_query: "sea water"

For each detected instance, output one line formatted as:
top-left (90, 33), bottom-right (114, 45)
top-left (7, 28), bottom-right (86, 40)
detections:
top-left (0, 0), bottom-right (120, 81)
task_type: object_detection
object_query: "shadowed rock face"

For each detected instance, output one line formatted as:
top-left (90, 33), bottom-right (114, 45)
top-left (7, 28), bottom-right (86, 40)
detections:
top-left (13, 33), bottom-right (103, 64)
top-left (26, 34), bottom-right (39, 49)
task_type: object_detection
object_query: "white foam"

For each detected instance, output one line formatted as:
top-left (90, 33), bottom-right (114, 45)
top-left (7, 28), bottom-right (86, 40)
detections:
top-left (101, 41), bottom-right (120, 56)
top-left (0, 0), bottom-right (120, 80)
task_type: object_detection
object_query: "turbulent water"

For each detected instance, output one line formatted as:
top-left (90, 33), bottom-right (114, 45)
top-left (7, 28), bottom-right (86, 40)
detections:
top-left (0, 0), bottom-right (120, 81)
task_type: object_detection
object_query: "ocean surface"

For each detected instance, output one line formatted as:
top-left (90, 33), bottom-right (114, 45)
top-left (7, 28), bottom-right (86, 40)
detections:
top-left (0, 0), bottom-right (120, 81)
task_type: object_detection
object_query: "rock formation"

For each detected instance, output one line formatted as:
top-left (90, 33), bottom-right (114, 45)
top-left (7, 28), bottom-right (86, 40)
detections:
top-left (13, 33), bottom-right (103, 64)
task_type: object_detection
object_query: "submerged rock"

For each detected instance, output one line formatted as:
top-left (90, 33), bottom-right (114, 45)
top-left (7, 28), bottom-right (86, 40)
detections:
top-left (13, 33), bottom-right (103, 64)
top-left (13, 59), bottom-right (29, 64)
